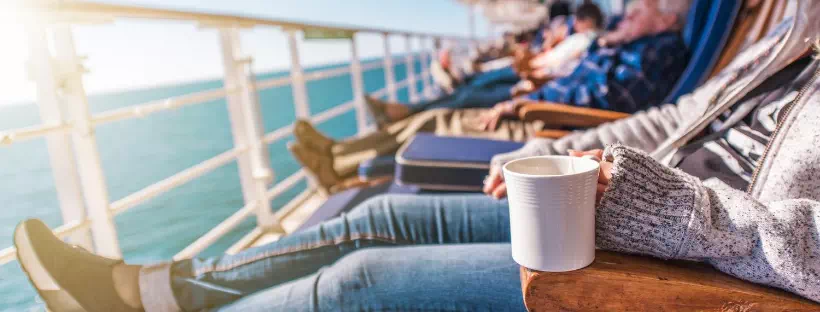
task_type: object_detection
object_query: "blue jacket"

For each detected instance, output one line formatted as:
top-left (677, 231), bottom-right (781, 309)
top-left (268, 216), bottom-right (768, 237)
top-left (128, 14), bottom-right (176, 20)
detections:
top-left (527, 31), bottom-right (689, 113)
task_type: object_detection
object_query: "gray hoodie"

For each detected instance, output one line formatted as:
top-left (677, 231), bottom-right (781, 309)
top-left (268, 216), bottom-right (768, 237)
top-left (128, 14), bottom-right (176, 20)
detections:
top-left (493, 0), bottom-right (820, 302)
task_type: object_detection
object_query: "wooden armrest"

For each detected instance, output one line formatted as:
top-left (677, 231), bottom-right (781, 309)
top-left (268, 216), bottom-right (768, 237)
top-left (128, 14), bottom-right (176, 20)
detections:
top-left (534, 129), bottom-right (571, 139)
top-left (519, 102), bottom-right (630, 128)
top-left (520, 250), bottom-right (818, 311)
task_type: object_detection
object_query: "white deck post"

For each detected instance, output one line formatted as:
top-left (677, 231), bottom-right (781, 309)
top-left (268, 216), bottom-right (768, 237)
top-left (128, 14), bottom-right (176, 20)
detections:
top-left (382, 33), bottom-right (398, 102)
top-left (468, 4), bottom-right (477, 42)
top-left (418, 37), bottom-right (432, 99)
top-left (404, 35), bottom-right (419, 103)
top-left (287, 30), bottom-right (311, 119)
top-left (219, 28), bottom-right (278, 229)
top-left (349, 33), bottom-right (368, 133)
top-left (51, 24), bottom-right (122, 258)
top-left (25, 23), bottom-right (93, 250)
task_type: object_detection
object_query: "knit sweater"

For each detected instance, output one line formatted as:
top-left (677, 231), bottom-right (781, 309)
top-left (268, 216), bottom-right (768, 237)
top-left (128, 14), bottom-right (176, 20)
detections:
top-left (597, 144), bottom-right (820, 302)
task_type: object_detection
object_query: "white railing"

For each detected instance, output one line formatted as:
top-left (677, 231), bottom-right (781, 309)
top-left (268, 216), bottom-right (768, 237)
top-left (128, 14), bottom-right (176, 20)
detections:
top-left (0, 1), bottom-right (472, 265)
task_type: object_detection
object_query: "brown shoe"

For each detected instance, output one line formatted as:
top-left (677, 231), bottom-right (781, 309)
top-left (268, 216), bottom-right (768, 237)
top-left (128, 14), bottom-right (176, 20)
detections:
top-left (14, 219), bottom-right (141, 312)
top-left (364, 95), bottom-right (393, 128)
top-left (293, 119), bottom-right (334, 154)
top-left (288, 142), bottom-right (339, 192)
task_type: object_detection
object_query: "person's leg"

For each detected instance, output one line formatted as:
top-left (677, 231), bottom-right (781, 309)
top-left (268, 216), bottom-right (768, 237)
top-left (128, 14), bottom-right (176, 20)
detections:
top-left (416, 82), bottom-right (516, 112)
top-left (217, 244), bottom-right (524, 312)
top-left (141, 194), bottom-right (510, 311)
top-left (466, 66), bottom-right (520, 89)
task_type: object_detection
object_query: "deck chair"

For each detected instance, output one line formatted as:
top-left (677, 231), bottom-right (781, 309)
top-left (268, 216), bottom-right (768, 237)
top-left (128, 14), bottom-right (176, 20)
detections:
top-left (520, 251), bottom-right (819, 311)
top-left (520, 0), bottom-right (741, 139)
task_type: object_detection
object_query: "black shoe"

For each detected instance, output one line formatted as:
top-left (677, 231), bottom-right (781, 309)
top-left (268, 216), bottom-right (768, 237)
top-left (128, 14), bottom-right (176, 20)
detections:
top-left (14, 219), bottom-right (141, 312)
top-left (293, 119), bottom-right (335, 154)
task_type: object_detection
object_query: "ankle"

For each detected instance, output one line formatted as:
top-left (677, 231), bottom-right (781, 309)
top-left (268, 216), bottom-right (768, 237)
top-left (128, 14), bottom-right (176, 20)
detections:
top-left (112, 264), bottom-right (144, 309)
top-left (385, 104), bottom-right (411, 121)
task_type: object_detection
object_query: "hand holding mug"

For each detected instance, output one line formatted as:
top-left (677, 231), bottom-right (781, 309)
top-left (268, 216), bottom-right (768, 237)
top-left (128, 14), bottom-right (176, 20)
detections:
top-left (567, 149), bottom-right (613, 204)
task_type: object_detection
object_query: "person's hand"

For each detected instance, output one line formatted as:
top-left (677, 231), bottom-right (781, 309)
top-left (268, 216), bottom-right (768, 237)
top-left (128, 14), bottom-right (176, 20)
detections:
top-left (510, 80), bottom-right (536, 97)
top-left (512, 45), bottom-right (536, 75)
top-left (483, 165), bottom-right (507, 199)
top-left (568, 149), bottom-right (613, 204)
top-left (477, 106), bottom-right (505, 131)
top-left (478, 100), bottom-right (521, 131)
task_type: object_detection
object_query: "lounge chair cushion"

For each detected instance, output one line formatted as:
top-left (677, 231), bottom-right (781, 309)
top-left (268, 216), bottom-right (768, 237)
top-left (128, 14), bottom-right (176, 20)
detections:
top-left (663, 0), bottom-right (742, 104)
top-left (358, 155), bottom-right (396, 181)
top-left (395, 134), bottom-right (525, 191)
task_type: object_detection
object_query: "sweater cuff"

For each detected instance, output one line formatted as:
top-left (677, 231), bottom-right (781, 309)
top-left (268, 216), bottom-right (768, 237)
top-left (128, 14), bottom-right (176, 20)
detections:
top-left (596, 144), bottom-right (708, 259)
top-left (490, 138), bottom-right (554, 168)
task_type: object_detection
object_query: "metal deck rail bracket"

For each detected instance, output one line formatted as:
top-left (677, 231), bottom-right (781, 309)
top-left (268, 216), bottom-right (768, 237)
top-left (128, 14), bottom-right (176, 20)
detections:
top-left (25, 23), bottom-right (94, 250)
top-left (54, 23), bottom-right (123, 258)
top-left (419, 37), bottom-right (433, 99)
top-left (405, 35), bottom-right (419, 103)
top-left (349, 34), bottom-right (369, 133)
top-left (286, 29), bottom-right (312, 119)
top-left (382, 33), bottom-right (398, 102)
top-left (219, 27), bottom-right (280, 232)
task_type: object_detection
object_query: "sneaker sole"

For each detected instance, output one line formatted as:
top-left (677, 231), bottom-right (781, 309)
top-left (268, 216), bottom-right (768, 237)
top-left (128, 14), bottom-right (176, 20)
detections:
top-left (14, 221), bottom-right (87, 312)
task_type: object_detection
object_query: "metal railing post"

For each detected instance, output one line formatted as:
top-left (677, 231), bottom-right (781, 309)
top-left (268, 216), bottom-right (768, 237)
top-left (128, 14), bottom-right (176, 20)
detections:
top-left (52, 24), bottom-right (122, 258)
top-left (404, 35), bottom-right (419, 103)
top-left (218, 27), bottom-right (278, 229)
top-left (418, 37), bottom-right (432, 99)
top-left (349, 34), bottom-right (368, 133)
top-left (382, 33), bottom-right (398, 102)
top-left (468, 4), bottom-right (477, 42)
top-left (25, 23), bottom-right (93, 250)
top-left (287, 30), bottom-right (311, 119)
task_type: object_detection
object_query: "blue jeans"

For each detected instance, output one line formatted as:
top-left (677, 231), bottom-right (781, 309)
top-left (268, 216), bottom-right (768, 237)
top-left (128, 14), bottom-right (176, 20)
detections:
top-left (410, 82), bottom-right (516, 113)
top-left (138, 194), bottom-right (523, 312)
top-left (466, 67), bottom-right (520, 89)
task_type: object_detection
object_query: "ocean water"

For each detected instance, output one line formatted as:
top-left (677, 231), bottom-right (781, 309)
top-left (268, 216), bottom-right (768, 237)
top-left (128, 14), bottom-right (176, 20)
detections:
top-left (0, 55), bottom-right (428, 311)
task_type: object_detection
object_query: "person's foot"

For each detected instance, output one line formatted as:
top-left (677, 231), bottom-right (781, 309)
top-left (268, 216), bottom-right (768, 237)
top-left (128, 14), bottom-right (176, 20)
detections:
top-left (288, 142), bottom-right (339, 193)
top-left (14, 219), bottom-right (141, 312)
top-left (293, 120), bottom-right (335, 154)
top-left (364, 95), bottom-right (411, 127)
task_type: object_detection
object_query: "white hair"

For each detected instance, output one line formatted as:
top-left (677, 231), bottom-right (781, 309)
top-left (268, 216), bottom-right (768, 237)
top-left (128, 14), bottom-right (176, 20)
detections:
top-left (658, 0), bottom-right (693, 29)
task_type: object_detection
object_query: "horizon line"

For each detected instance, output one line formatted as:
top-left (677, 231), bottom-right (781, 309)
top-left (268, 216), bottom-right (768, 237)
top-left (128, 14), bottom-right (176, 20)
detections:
top-left (0, 52), bottom-right (422, 107)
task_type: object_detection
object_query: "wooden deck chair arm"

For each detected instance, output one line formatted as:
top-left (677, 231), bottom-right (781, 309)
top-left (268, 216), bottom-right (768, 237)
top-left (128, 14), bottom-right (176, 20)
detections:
top-left (518, 102), bottom-right (631, 129)
top-left (534, 129), bottom-right (571, 139)
top-left (520, 250), bottom-right (819, 311)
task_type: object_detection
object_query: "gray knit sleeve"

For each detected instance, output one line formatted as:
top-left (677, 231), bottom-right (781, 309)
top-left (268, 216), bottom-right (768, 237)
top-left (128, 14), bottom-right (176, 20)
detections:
top-left (597, 144), bottom-right (820, 303)
top-left (490, 103), bottom-right (685, 168)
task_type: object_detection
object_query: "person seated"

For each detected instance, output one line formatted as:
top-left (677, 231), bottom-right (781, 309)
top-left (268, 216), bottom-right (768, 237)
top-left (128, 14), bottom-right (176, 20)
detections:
top-left (368, 0), bottom-right (692, 128)
top-left (14, 52), bottom-right (820, 311)
top-left (433, 3), bottom-right (602, 98)
top-left (14, 6), bottom-right (820, 308)
top-left (511, 2), bottom-right (605, 97)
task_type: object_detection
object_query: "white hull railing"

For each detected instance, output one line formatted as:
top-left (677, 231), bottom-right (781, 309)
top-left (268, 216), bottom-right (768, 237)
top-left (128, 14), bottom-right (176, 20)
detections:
top-left (0, 1), bottom-right (474, 265)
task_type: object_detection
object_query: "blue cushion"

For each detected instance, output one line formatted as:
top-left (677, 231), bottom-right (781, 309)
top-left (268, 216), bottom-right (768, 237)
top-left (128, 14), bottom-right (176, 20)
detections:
top-left (396, 134), bottom-right (525, 191)
top-left (681, 0), bottom-right (712, 50)
top-left (664, 0), bottom-right (741, 104)
top-left (358, 155), bottom-right (396, 181)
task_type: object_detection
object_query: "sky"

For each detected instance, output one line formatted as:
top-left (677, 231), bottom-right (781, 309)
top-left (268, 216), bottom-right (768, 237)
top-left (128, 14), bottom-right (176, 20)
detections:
top-left (0, 0), bottom-right (492, 105)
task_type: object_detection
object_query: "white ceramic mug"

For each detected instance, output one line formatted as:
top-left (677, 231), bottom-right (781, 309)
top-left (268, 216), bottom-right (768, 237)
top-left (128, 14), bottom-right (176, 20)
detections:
top-left (502, 155), bottom-right (600, 272)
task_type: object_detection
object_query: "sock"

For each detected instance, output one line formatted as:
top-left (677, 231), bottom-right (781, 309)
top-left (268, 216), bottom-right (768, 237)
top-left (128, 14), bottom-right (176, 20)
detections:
top-left (112, 264), bottom-right (144, 309)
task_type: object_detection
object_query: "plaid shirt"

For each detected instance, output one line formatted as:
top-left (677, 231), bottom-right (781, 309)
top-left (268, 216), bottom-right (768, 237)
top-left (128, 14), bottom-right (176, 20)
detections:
top-left (526, 31), bottom-right (689, 113)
